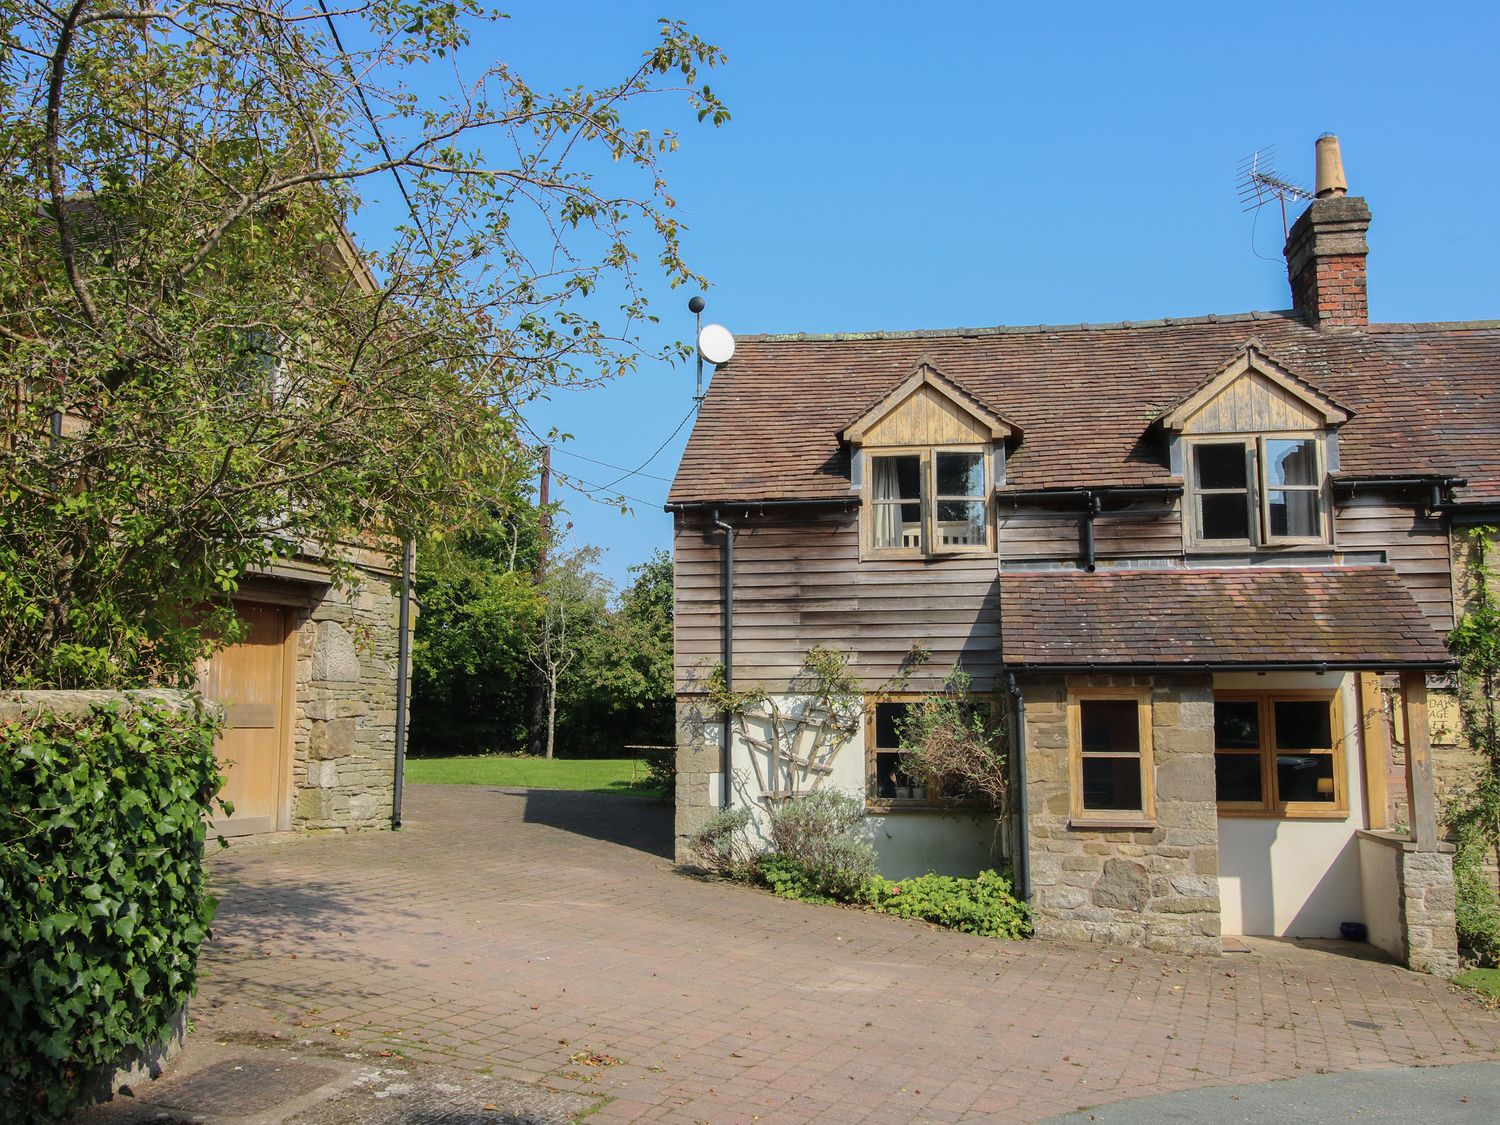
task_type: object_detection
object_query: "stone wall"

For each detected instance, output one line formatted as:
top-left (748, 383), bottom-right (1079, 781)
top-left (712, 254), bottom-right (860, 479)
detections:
top-left (290, 569), bottom-right (404, 832)
top-left (674, 696), bottom-right (722, 863)
top-left (1021, 673), bottom-right (1221, 956)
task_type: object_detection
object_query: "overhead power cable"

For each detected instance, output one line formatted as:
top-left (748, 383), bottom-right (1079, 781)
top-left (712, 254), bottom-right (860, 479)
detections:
top-left (550, 446), bottom-right (674, 483)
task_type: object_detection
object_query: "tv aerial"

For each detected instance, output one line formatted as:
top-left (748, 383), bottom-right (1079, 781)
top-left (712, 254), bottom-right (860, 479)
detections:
top-left (1236, 146), bottom-right (1313, 239)
top-left (688, 296), bottom-right (735, 402)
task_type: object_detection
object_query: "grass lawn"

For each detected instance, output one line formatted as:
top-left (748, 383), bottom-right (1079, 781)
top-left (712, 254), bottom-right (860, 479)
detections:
top-left (1453, 967), bottom-right (1500, 1002)
top-left (404, 755), bottom-right (662, 797)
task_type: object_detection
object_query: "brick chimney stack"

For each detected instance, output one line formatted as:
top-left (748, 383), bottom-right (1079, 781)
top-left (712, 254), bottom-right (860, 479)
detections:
top-left (1284, 135), bottom-right (1370, 329)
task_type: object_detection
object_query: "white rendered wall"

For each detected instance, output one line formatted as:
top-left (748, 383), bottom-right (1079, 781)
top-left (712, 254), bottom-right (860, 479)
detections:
top-left (1216, 672), bottom-right (1368, 937)
top-left (714, 693), bottom-right (997, 879)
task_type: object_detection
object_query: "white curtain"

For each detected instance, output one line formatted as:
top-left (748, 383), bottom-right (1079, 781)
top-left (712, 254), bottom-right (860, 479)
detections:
top-left (872, 458), bottom-right (903, 547)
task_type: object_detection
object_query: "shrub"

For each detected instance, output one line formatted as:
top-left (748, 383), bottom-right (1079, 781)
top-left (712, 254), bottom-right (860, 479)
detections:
top-left (686, 807), bottom-right (755, 878)
top-left (765, 790), bottom-right (876, 899)
top-left (640, 751), bottom-right (677, 801)
top-left (895, 667), bottom-right (1009, 809)
top-left (0, 699), bottom-right (224, 1122)
top-left (862, 870), bottom-right (1033, 939)
top-left (755, 853), bottom-right (835, 904)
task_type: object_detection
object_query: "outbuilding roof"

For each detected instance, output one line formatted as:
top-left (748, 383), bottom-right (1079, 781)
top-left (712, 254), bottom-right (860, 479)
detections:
top-left (669, 312), bottom-right (1500, 506)
top-left (999, 565), bottom-right (1453, 671)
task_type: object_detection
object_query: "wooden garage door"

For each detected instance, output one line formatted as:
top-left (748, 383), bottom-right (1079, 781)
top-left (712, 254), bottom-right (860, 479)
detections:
top-left (200, 603), bottom-right (293, 836)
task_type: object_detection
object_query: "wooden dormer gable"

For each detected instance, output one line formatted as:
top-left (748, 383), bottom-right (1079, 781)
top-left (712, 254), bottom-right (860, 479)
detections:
top-left (1156, 340), bottom-right (1353, 435)
top-left (840, 359), bottom-right (1019, 448)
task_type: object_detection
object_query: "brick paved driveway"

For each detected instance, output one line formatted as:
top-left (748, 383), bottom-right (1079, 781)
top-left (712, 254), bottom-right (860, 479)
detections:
top-left (191, 784), bottom-right (1500, 1123)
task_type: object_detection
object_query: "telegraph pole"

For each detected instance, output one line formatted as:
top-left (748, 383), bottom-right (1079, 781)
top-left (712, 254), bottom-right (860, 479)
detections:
top-left (527, 445), bottom-right (551, 757)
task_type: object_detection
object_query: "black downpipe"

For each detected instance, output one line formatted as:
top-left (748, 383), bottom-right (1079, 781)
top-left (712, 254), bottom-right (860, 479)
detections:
top-left (1007, 673), bottom-right (1030, 901)
top-left (713, 509), bottom-right (734, 810)
top-left (1080, 491), bottom-right (1102, 572)
top-left (392, 539), bottom-right (414, 829)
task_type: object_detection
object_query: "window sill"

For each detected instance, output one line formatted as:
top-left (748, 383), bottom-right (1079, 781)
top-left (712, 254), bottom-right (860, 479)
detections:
top-left (867, 799), bottom-right (988, 814)
top-left (864, 549), bottom-right (997, 562)
top-left (1216, 807), bottom-right (1349, 821)
top-left (1185, 543), bottom-right (1332, 557)
top-left (1067, 816), bottom-right (1157, 832)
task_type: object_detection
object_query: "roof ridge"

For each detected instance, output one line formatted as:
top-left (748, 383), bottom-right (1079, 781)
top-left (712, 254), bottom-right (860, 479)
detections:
top-left (730, 312), bottom-right (1500, 344)
top-left (734, 310), bottom-right (1296, 343)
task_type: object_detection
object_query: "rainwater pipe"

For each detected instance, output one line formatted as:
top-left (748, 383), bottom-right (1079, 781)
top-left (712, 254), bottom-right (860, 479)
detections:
top-left (1007, 672), bottom-right (1030, 902)
top-left (713, 508), bottom-right (735, 810)
top-left (392, 539), bottom-right (414, 829)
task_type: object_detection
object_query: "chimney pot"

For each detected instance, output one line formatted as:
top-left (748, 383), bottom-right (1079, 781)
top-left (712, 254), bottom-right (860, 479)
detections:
top-left (1315, 133), bottom-right (1348, 198)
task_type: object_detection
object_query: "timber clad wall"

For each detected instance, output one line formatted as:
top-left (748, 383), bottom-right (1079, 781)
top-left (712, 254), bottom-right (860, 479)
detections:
top-left (998, 500), bottom-right (1184, 565)
top-left (1334, 492), bottom-right (1454, 630)
top-left (673, 511), bottom-right (1001, 693)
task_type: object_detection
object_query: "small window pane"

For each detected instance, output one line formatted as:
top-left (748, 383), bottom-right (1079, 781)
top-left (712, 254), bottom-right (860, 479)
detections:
top-left (1265, 439), bottom-right (1318, 486)
top-left (1082, 756), bottom-right (1143, 811)
top-left (875, 750), bottom-right (912, 798)
top-left (936, 451), bottom-right (985, 496)
top-left (874, 702), bottom-right (911, 750)
top-left (1267, 490), bottom-right (1320, 538)
top-left (872, 501), bottom-right (923, 550)
top-left (1194, 443), bottom-right (1248, 489)
top-left (1079, 699), bottom-right (1139, 753)
top-left (872, 455), bottom-right (921, 500)
top-left (1214, 700), bottom-right (1260, 749)
top-left (935, 500), bottom-right (986, 546)
top-left (1216, 754), bottom-right (1263, 802)
top-left (1274, 700), bottom-right (1332, 750)
top-left (1199, 492), bottom-right (1252, 540)
top-left (1277, 753), bottom-right (1335, 803)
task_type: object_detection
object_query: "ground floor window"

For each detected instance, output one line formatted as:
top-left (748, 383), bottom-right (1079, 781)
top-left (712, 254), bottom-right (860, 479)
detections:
top-left (1067, 687), bottom-right (1155, 826)
top-left (865, 694), bottom-right (996, 810)
top-left (1214, 691), bottom-right (1345, 816)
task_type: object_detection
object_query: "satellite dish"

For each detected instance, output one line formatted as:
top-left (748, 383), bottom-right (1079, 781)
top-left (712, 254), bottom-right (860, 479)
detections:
top-left (698, 323), bottom-right (736, 365)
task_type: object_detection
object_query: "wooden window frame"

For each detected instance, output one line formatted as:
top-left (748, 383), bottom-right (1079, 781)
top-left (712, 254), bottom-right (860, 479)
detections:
top-left (1066, 685), bottom-right (1156, 829)
top-left (1213, 690), bottom-right (1348, 819)
top-left (861, 444), bottom-right (994, 559)
top-left (865, 692), bottom-right (995, 813)
top-left (1183, 433), bottom-right (1330, 551)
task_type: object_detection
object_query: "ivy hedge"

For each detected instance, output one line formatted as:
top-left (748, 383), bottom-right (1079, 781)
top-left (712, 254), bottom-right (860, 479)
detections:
top-left (0, 697), bottom-right (224, 1123)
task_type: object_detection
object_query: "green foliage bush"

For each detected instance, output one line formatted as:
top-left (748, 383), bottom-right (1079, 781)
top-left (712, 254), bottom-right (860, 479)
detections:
top-left (686, 807), bottom-right (756, 878)
top-left (764, 789), bottom-right (876, 900)
top-left (640, 751), bottom-right (676, 801)
top-left (863, 870), bottom-right (1033, 938)
top-left (0, 701), bottom-right (224, 1122)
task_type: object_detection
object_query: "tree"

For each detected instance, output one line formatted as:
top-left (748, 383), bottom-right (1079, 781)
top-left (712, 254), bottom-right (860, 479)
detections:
top-left (529, 546), bottom-right (610, 759)
top-left (409, 501), bottom-right (544, 756)
top-left (587, 549), bottom-right (675, 748)
top-left (0, 2), bottom-right (727, 686)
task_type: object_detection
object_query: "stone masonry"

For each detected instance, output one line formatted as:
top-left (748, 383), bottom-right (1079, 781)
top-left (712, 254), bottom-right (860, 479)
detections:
top-left (1021, 673), bottom-right (1221, 956)
top-left (674, 696), bottom-right (720, 863)
top-left (290, 568), bottom-right (404, 832)
top-left (1399, 847), bottom-right (1462, 976)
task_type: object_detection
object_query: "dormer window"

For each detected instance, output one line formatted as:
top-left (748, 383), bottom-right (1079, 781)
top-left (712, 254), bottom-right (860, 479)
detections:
top-left (1189, 435), bottom-right (1325, 545)
top-left (869, 447), bottom-right (990, 554)
top-left (840, 359), bottom-right (1019, 561)
top-left (1159, 341), bottom-right (1351, 552)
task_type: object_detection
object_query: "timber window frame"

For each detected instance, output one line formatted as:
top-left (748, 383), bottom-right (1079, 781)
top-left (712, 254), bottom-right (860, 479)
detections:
top-left (862, 444), bottom-right (994, 559)
top-left (1067, 686), bottom-right (1156, 828)
top-left (1183, 433), bottom-right (1329, 549)
top-left (865, 693), bottom-right (995, 812)
top-left (1213, 690), bottom-right (1347, 818)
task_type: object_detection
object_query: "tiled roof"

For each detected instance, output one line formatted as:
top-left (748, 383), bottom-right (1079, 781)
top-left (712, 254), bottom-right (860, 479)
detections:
top-left (999, 566), bottom-right (1452, 669)
top-left (669, 312), bottom-right (1500, 505)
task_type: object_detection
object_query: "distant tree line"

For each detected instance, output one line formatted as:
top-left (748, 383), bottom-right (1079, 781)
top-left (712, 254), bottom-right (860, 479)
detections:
top-left (409, 493), bottom-right (673, 759)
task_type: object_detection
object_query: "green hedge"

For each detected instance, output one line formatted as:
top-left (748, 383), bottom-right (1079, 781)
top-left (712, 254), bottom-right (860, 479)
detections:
top-left (0, 699), bottom-right (224, 1122)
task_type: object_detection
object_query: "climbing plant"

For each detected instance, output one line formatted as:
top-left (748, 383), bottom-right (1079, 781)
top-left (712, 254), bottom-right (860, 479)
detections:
top-left (1445, 525), bottom-right (1500, 965)
top-left (895, 666), bottom-right (1010, 812)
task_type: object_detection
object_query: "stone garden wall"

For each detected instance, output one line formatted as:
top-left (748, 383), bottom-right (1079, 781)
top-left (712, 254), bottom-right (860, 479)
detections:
top-left (1020, 673), bottom-right (1221, 956)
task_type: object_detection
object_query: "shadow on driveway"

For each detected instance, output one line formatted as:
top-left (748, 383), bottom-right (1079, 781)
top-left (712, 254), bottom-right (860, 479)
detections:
top-left (518, 788), bottom-right (672, 859)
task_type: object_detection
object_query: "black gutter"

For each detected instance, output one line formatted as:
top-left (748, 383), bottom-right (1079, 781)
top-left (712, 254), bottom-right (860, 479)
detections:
top-left (1006, 659), bottom-right (1454, 674)
top-left (1333, 475), bottom-right (1467, 492)
top-left (712, 508), bottom-right (735, 811)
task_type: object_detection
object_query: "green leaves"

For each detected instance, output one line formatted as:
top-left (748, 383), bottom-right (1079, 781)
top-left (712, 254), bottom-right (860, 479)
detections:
top-left (0, 701), bottom-right (222, 1122)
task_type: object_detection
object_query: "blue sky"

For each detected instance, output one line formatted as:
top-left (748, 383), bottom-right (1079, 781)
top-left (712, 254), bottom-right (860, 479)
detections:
top-left (355, 1), bottom-right (1499, 587)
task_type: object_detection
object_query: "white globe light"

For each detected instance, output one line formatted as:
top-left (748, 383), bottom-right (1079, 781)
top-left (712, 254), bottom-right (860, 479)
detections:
top-left (698, 323), bottom-right (736, 365)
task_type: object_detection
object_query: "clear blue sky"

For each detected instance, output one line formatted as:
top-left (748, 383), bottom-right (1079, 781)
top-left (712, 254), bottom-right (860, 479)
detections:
top-left (354, 1), bottom-right (1500, 587)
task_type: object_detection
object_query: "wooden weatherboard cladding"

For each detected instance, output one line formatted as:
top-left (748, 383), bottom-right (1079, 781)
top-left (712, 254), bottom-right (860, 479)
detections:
top-left (673, 510), bottom-right (1001, 694)
top-left (840, 361), bottom-right (1015, 448)
top-left (1156, 342), bottom-right (1352, 435)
